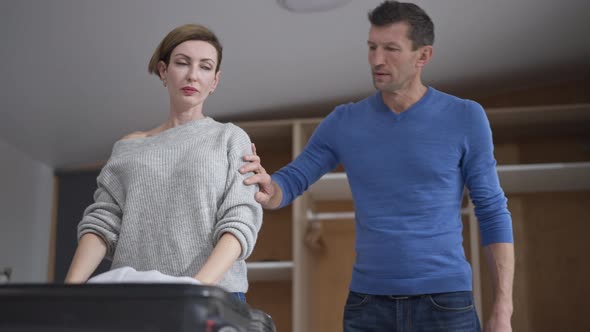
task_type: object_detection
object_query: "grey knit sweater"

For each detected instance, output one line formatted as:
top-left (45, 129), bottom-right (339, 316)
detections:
top-left (78, 117), bottom-right (262, 292)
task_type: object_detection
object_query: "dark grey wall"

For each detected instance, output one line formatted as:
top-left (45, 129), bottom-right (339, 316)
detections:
top-left (54, 170), bottom-right (110, 282)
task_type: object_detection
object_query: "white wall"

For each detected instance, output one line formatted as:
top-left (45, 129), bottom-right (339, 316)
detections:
top-left (0, 138), bottom-right (53, 282)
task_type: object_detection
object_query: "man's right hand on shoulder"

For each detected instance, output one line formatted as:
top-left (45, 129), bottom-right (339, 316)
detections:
top-left (240, 143), bottom-right (283, 210)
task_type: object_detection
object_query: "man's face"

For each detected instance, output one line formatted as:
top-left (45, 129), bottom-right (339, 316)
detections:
top-left (368, 22), bottom-right (425, 93)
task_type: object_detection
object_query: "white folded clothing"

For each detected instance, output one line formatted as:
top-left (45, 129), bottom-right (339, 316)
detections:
top-left (87, 266), bottom-right (201, 285)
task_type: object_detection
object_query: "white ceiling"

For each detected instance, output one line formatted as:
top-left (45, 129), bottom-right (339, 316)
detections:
top-left (1, 0), bottom-right (589, 168)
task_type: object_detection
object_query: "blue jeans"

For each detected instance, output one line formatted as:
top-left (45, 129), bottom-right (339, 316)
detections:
top-left (343, 291), bottom-right (481, 332)
top-left (232, 292), bottom-right (246, 303)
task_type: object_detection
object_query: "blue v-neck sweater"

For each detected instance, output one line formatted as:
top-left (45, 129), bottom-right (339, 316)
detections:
top-left (272, 87), bottom-right (513, 295)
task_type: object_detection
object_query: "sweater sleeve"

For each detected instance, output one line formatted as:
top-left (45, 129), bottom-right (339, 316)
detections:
top-left (272, 110), bottom-right (340, 208)
top-left (461, 100), bottom-right (513, 245)
top-left (77, 167), bottom-right (124, 260)
top-left (213, 125), bottom-right (263, 260)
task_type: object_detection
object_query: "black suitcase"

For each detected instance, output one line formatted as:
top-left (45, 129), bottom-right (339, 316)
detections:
top-left (248, 309), bottom-right (276, 332)
top-left (0, 283), bottom-right (275, 332)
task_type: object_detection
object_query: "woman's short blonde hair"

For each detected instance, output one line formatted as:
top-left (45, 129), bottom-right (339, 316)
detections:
top-left (148, 24), bottom-right (223, 77)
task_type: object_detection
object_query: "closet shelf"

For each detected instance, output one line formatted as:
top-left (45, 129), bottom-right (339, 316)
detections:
top-left (309, 162), bottom-right (590, 200)
top-left (246, 261), bottom-right (293, 281)
top-left (485, 103), bottom-right (590, 126)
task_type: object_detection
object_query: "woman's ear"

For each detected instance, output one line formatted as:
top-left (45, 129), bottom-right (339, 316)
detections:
top-left (211, 70), bottom-right (221, 92)
top-left (157, 60), bottom-right (168, 81)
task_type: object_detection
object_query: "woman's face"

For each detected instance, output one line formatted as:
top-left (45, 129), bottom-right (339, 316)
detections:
top-left (158, 40), bottom-right (220, 108)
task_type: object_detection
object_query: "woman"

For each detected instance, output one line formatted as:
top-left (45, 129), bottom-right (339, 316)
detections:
top-left (65, 24), bottom-right (262, 302)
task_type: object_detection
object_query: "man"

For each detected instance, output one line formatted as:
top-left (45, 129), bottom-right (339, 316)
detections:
top-left (241, 1), bottom-right (514, 331)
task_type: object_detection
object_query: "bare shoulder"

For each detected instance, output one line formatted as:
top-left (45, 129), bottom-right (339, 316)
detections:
top-left (121, 131), bottom-right (148, 140)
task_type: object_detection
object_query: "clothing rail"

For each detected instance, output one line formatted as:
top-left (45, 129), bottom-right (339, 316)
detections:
top-left (306, 210), bottom-right (355, 222)
top-left (307, 208), bottom-right (471, 222)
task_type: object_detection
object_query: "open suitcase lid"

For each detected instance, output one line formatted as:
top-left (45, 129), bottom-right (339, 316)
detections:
top-left (0, 283), bottom-right (275, 332)
top-left (1, 283), bottom-right (238, 302)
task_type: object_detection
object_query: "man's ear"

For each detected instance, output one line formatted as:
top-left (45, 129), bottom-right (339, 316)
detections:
top-left (416, 45), bottom-right (433, 68)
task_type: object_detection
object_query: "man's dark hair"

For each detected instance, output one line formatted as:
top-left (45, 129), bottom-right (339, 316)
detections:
top-left (368, 1), bottom-right (434, 50)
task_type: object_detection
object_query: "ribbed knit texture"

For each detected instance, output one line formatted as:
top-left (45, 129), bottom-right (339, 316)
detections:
top-left (273, 87), bottom-right (513, 295)
top-left (78, 117), bottom-right (262, 292)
